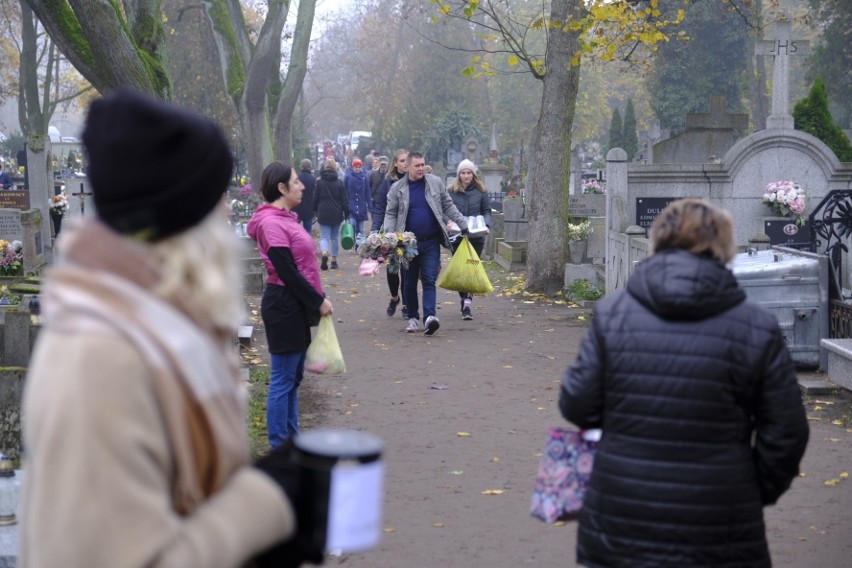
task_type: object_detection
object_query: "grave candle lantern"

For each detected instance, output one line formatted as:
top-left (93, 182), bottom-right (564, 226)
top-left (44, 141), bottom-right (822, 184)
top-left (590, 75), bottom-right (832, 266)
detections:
top-left (0, 453), bottom-right (18, 526)
top-left (291, 430), bottom-right (384, 555)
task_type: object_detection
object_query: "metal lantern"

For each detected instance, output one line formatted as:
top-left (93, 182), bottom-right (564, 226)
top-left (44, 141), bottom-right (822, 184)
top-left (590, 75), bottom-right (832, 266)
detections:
top-left (0, 453), bottom-right (18, 526)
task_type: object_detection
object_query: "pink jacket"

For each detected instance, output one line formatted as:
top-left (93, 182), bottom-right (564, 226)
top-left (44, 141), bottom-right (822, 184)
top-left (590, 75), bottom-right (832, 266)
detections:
top-left (247, 204), bottom-right (324, 295)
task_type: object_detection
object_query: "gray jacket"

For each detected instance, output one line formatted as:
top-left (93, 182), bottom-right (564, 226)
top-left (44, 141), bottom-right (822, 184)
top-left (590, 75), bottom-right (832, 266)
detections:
top-left (384, 173), bottom-right (468, 248)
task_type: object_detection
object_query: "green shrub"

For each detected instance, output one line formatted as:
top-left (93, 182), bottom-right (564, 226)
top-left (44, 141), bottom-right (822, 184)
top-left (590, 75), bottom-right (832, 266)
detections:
top-left (565, 279), bottom-right (605, 302)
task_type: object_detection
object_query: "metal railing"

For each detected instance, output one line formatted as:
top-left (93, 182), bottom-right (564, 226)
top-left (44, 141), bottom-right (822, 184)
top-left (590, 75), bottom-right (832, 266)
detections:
top-left (808, 189), bottom-right (852, 303)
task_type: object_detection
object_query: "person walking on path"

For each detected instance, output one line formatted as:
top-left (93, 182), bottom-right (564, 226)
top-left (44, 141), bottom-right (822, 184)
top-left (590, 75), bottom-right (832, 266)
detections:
top-left (446, 159), bottom-right (491, 320)
top-left (384, 152), bottom-right (468, 336)
top-left (369, 156), bottom-right (388, 218)
top-left (293, 158), bottom-right (316, 234)
top-left (314, 159), bottom-right (349, 270)
top-left (371, 150), bottom-right (408, 318)
top-left (560, 198), bottom-right (809, 568)
top-left (21, 89), bottom-right (322, 568)
top-left (345, 158), bottom-right (371, 247)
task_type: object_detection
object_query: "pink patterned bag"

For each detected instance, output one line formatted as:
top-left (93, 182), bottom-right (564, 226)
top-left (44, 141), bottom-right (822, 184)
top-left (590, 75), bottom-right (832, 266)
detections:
top-left (530, 427), bottom-right (600, 523)
top-left (359, 258), bottom-right (380, 276)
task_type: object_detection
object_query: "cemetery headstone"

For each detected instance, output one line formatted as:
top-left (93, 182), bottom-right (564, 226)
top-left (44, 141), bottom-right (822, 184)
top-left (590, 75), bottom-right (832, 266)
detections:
top-left (764, 219), bottom-right (811, 247)
top-left (0, 192), bottom-right (29, 210)
top-left (652, 95), bottom-right (748, 164)
top-left (0, 211), bottom-right (23, 243)
top-left (0, 209), bottom-right (45, 274)
top-left (635, 197), bottom-right (677, 235)
top-left (26, 134), bottom-right (53, 253)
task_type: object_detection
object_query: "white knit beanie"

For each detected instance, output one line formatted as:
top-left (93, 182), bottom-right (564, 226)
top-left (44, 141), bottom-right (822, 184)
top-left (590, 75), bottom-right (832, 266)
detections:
top-left (457, 159), bottom-right (477, 175)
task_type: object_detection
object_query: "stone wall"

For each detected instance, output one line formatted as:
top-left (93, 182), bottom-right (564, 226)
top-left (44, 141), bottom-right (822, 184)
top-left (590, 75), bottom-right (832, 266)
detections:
top-left (606, 129), bottom-right (852, 292)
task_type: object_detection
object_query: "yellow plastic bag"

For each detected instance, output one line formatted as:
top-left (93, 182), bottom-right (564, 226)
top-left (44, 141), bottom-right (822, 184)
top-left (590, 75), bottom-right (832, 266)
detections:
top-left (305, 316), bottom-right (346, 374)
top-left (437, 236), bottom-right (493, 294)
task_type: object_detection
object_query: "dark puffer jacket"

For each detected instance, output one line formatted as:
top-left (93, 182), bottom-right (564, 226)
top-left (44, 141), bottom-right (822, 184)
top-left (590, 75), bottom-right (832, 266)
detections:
top-left (560, 249), bottom-right (809, 568)
top-left (446, 185), bottom-right (492, 244)
top-left (313, 169), bottom-right (348, 226)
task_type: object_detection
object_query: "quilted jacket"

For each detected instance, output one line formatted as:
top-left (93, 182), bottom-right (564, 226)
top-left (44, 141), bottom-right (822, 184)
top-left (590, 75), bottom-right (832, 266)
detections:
top-left (560, 249), bottom-right (809, 568)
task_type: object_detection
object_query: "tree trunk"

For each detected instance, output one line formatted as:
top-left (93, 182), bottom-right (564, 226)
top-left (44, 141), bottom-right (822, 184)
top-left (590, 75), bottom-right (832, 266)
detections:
top-left (204, 0), bottom-right (290, 186)
top-left (25, 0), bottom-right (170, 97)
top-left (18, 1), bottom-right (43, 135)
top-left (273, 0), bottom-right (316, 163)
top-left (525, 0), bottom-right (582, 293)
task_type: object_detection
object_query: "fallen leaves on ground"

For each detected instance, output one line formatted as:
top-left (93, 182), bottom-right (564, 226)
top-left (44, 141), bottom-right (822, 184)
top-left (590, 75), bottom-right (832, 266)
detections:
top-left (481, 489), bottom-right (505, 495)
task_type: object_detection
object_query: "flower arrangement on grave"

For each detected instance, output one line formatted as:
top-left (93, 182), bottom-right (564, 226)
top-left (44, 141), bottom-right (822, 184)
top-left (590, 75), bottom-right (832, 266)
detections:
top-left (357, 231), bottom-right (418, 274)
top-left (49, 192), bottom-right (69, 217)
top-left (0, 240), bottom-right (23, 276)
top-left (236, 183), bottom-right (260, 216)
top-left (762, 180), bottom-right (808, 226)
top-left (566, 220), bottom-right (592, 242)
top-left (581, 179), bottom-right (606, 195)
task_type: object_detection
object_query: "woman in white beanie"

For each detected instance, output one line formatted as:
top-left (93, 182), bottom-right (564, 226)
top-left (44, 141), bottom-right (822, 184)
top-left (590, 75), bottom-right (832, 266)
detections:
top-left (446, 159), bottom-right (491, 320)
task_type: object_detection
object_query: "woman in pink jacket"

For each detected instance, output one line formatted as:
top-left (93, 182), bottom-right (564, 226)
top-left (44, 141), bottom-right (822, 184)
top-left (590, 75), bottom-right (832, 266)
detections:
top-left (248, 161), bottom-right (333, 448)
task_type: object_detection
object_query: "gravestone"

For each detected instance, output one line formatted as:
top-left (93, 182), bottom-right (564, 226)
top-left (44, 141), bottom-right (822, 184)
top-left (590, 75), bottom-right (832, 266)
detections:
top-left (0, 193), bottom-right (29, 210)
top-left (502, 197), bottom-right (527, 241)
top-left (0, 210), bottom-right (45, 275)
top-left (26, 135), bottom-right (53, 255)
top-left (764, 219), bottom-right (811, 247)
top-left (0, 210), bottom-right (23, 242)
top-left (635, 197), bottom-right (678, 234)
top-left (653, 95), bottom-right (748, 164)
top-left (755, 16), bottom-right (809, 129)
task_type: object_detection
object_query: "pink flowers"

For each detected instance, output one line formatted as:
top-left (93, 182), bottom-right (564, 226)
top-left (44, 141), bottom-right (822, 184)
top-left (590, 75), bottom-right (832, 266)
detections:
top-left (763, 180), bottom-right (808, 226)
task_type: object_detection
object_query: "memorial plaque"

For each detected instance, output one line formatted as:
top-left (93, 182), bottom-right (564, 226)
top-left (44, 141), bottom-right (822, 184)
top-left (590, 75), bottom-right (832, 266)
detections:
top-left (764, 219), bottom-right (811, 247)
top-left (636, 197), bottom-right (677, 232)
top-left (0, 210), bottom-right (24, 241)
top-left (0, 191), bottom-right (30, 210)
top-left (569, 194), bottom-right (605, 217)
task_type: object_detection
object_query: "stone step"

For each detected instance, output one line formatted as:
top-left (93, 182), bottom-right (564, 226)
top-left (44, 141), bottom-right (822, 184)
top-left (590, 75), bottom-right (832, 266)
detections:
top-left (820, 339), bottom-right (852, 392)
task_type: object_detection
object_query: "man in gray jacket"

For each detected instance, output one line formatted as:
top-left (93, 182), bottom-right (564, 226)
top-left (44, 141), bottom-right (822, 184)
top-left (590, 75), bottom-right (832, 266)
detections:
top-left (384, 152), bottom-right (468, 335)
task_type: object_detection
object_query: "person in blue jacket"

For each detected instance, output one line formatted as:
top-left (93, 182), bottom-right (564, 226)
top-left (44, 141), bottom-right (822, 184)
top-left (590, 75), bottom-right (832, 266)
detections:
top-left (345, 159), bottom-right (371, 247)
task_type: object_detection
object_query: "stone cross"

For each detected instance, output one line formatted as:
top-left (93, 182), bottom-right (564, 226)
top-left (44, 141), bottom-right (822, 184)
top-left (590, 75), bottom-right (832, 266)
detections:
top-left (754, 17), bottom-right (809, 129)
top-left (68, 180), bottom-right (95, 219)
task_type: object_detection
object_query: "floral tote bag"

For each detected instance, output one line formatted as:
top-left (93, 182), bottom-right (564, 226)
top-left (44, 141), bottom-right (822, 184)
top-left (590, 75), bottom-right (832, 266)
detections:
top-left (530, 427), bottom-right (601, 523)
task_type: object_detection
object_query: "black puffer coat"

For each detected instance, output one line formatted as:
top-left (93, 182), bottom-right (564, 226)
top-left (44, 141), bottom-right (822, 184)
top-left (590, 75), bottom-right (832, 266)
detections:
top-left (313, 169), bottom-right (348, 225)
top-left (560, 249), bottom-right (809, 568)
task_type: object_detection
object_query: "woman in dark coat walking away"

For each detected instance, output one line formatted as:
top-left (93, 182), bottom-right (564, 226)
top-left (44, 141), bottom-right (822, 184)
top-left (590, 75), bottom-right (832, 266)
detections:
top-left (370, 149), bottom-right (408, 317)
top-left (560, 198), bottom-right (809, 568)
top-left (446, 159), bottom-right (491, 320)
top-left (313, 159), bottom-right (349, 270)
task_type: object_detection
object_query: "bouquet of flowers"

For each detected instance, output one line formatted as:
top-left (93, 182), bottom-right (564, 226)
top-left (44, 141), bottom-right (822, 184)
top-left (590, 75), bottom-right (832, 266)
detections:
top-left (49, 192), bottom-right (69, 217)
top-left (566, 220), bottom-right (592, 242)
top-left (0, 240), bottom-right (22, 276)
top-left (357, 231), bottom-right (418, 274)
top-left (763, 180), bottom-right (808, 226)
top-left (581, 179), bottom-right (606, 195)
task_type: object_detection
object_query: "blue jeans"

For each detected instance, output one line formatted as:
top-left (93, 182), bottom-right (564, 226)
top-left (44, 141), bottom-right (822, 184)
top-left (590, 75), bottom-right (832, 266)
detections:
top-left (349, 216), bottom-right (365, 245)
top-left (319, 222), bottom-right (341, 256)
top-left (404, 238), bottom-right (440, 322)
top-left (267, 351), bottom-right (305, 449)
top-left (302, 217), bottom-right (313, 235)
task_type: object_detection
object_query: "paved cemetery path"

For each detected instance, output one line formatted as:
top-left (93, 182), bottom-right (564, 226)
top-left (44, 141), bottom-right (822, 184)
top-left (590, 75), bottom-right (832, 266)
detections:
top-left (247, 249), bottom-right (852, 568)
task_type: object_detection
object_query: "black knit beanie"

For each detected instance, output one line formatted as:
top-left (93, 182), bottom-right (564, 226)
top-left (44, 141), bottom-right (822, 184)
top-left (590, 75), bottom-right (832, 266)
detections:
top-left (82, 89), bottom-right (233, 241)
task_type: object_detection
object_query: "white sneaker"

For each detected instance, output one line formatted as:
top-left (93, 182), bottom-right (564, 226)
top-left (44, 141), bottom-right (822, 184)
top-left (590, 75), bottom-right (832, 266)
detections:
top-left (406, 318), bottom-right (420, 333)
top-left (424, 315), bottom-right (440, 336)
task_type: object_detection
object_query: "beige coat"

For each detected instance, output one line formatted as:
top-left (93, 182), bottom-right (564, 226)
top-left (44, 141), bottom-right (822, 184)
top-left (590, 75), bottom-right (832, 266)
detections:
top-left (20, 221), bottom-right (295, 568)
top-left (21, 331), bottom-right (293, 567)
